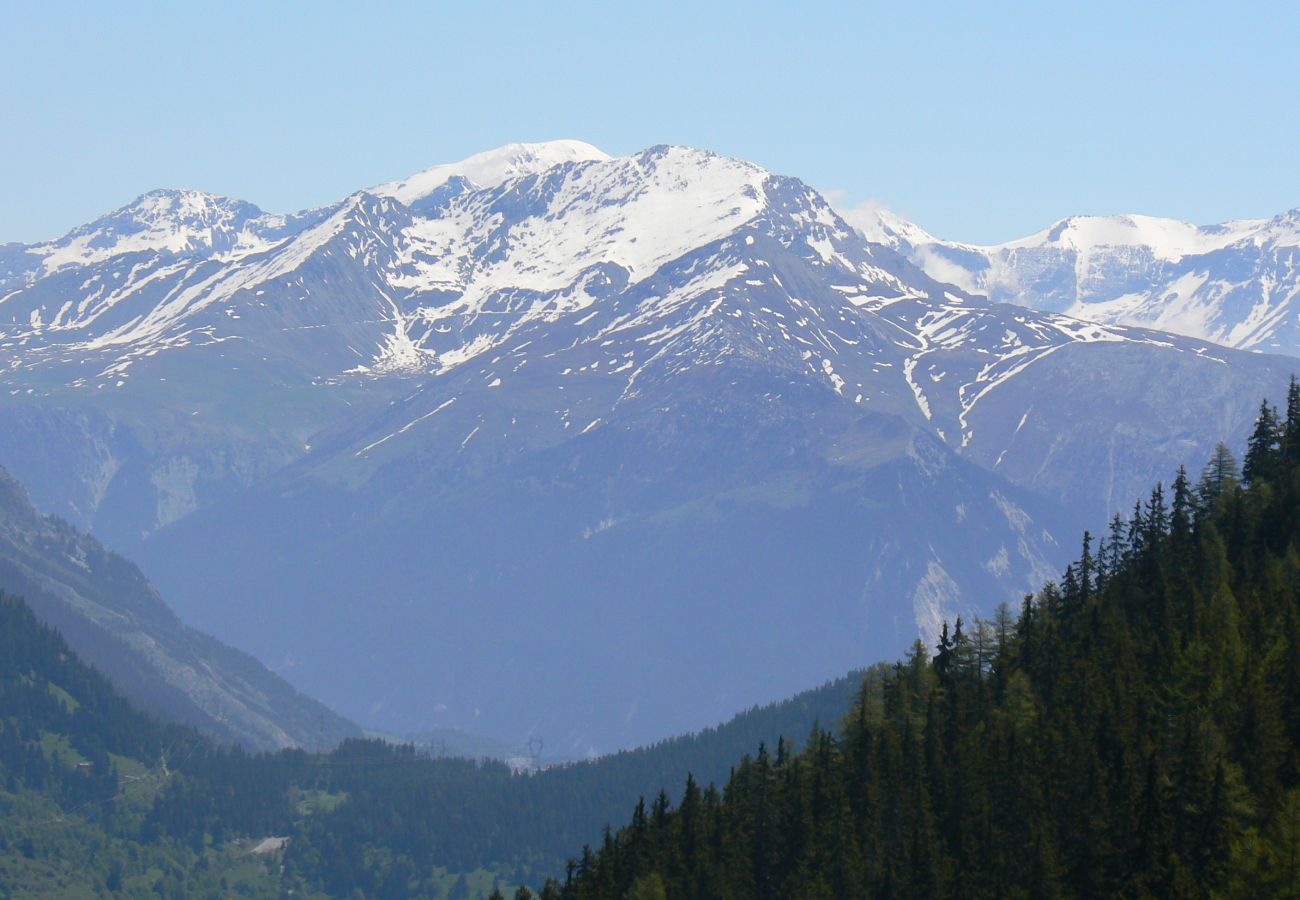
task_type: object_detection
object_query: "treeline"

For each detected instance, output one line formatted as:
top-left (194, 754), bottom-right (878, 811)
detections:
top-left (553, 384), bottom-right (1300, 898)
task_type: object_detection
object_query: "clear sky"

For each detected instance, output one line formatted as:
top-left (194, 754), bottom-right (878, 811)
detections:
top-left (3, 0), bottom-right (1297, 245)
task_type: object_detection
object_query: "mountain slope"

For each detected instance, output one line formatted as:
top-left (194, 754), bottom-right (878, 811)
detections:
top-left (0, 464), bottom-right (359, 751)
top-left (0, 141), bottom-right (1290, 752)
top-left (0, 590), bottom-right (290, 897)
top-left (0, 572), bottom-right (896, 895)
top-left (370, 139), bottom-right (610, 206)
top-left (847, 205), bottom-right (1300, 356)
top-left (560, 413), bottom-right (1300, 898)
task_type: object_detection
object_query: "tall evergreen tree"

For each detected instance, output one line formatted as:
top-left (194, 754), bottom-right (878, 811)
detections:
top-left (1198, 441), bottom-right (1240, 507)
top-left (1244, 399), bottom-right (1282, 485)
top-left (1284, 375), bottom-right (1300, 464)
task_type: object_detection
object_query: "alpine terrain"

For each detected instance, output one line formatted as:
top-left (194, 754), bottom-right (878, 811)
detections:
top-left (848, 204), bottom-right (1300, 356)
top-left (0, 141), bottom-right (1289, 752)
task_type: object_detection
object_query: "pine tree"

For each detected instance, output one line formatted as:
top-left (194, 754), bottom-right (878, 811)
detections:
top-left (1244, 399), bottom-right (1282, 485)
top-left (1284, 375), bottom-right (1300, 464)
top-left (1198, 442), bottom-right (1240, 507)
top-left (1171, 469), bottom-right (1193, 538)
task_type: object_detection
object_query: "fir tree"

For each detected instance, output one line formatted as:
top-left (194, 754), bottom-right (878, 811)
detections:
top-left (1244, 398), bottom-right (1282, 485)
top-left (1197, 441), bottom-right (1240, 507)
top-left (1284, 375), bottom-right (1300, 464)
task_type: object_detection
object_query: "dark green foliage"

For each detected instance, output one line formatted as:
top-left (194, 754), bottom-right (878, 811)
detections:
top-left (0, 591), bottom-right (287, 897)
top-left (1244, 397), bottom-right (1283, 485)
top-left (1285, 375), bottom-right (1300, 465)
top-left (163, 670), bottom-right (870, 895)
top-left (559, 395), bottom-right (1300, 898)
top-left (1198, 441), bottom-right (1240, 508)
top-left (0, 590), bottom-right (188, 817)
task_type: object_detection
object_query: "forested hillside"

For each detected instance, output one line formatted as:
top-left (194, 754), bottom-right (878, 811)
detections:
top-left (143, 666), bottom-right (869, 893)
top-left (556, 384), bottom-right (1300, 898)
top-left (0, 579), bottom-right (867, 896)
top-left (0, 591), bottom-right (289, 897)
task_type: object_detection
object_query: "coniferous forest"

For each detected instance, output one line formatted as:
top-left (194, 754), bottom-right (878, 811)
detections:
top-left (551, 385), bottom-right (1300, 898)
top-left (3, 386), bottom-right (1300, 897)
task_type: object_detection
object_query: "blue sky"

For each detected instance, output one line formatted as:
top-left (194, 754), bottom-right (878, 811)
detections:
top-left (3, 1), bottom-right (1297, 244)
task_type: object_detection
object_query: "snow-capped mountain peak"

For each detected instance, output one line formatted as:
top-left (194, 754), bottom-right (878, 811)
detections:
top-left (837, 203), bottom-right (940, 253)
top-left (122, 187), bottom-right (260, 226)
top-left (1254, 207), bottom-right (1300, 249)
top-left (28, 188), bottom-right (274, 276)
top-left (838, 201), bottom-right (1300, 356)
top-left (370, 139), bottom-right (611, 206)
top-left (395, 144), bottom-right (774, 294)
top-left (997, 213), bottom-right (1266, 261)
top-left (0, 140), bottom-right (1288, 752)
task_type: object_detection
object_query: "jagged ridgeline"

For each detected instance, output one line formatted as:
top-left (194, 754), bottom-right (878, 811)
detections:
top-left (553, 383), bottom-right (1300, 899)
top-left (1, 142), bottom-right (1288, 755)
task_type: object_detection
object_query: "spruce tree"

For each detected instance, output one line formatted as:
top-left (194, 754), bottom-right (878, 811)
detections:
top-left (1197, 442), bottom-right (1240, 507)
top-left (1244, 399), bottom-right (1282, 485)
top-left (1284, 375), bottom-right (1300, 464)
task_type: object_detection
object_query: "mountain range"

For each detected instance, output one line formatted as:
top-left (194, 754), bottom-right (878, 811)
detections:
top-left (0, 141), bottom-right (1290, 753)
top-left (847, 203), bottom-right (1300, 355)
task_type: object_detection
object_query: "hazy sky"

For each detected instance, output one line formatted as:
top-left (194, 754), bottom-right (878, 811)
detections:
top-left (3, 1), bottom-right (1297, 245)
